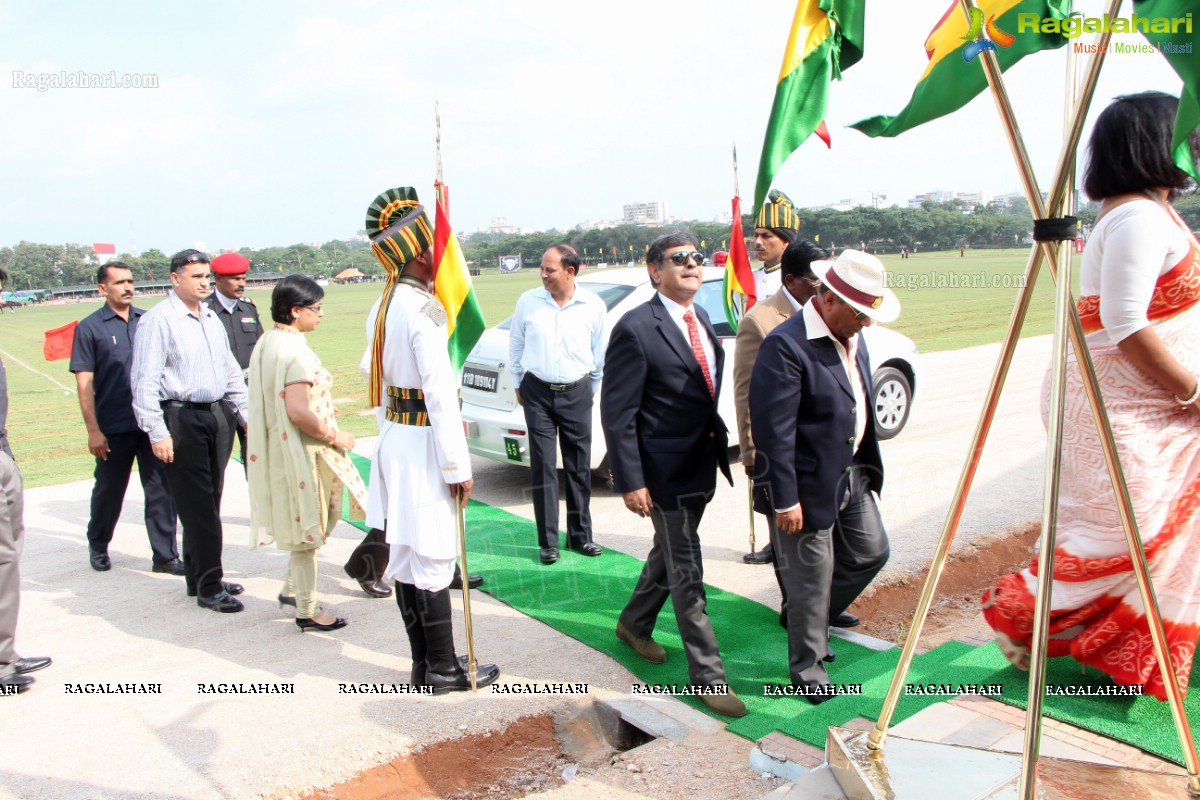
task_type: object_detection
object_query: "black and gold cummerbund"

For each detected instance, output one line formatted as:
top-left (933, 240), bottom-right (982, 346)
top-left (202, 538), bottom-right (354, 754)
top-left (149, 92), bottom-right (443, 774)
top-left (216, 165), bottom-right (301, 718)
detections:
top-left (385, 386), bottom-right (430, 426)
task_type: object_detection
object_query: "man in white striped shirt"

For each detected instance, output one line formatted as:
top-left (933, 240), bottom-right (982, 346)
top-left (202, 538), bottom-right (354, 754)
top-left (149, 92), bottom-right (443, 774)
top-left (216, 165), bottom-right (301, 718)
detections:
top-left (131, 249), bottom-right (249, 613)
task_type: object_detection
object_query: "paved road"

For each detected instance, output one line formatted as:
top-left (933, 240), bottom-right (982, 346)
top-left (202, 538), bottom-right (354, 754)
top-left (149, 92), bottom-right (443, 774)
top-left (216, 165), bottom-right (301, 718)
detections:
top-left (0, 335), bottom-right (1056, 799)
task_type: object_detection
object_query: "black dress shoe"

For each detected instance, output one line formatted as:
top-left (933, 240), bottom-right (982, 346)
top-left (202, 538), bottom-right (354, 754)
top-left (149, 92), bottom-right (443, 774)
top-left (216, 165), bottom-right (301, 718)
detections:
top-left (187, 581), bottom-right (243, 598)
top-left (743, 543), bottom-right (775, 565)
top-left (13, 656), bottom-right (51, 674)
top-left (278, 594), bottom-right (297, 608)
top-left (539, 547), bottom-right (559, 565)
top-left (831, 611), bottom-right (861, 628)
top-left (569, 542), bottom-right (602, 557)
top-left (356, 578), bottom-right (392, 598)
top-left (196, 590), bottom-right (244, 613)
top-left (296, 615), bottom-right (348, 632)
top-left (89, 550), bottom-right (111, 572)
top-left (800, 682), bottom-right (838, 705)
top-left (449, 573), bottom-right (484, 590)
top-left (426, 661), bottom-right (500, 693)
top-left (151, 559), bottom-right (186, 576)
top-left (824, 647), bottom-right (836, 663)
top-left (0, 673), bottom-right (35, 694)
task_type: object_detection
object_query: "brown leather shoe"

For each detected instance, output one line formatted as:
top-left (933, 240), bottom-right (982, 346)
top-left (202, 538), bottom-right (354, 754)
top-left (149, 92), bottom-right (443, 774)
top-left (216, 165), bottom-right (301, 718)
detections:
top-left (700, 686), bottom-right (747, 717)
top-left (616, 621), bottom-right (666, 664)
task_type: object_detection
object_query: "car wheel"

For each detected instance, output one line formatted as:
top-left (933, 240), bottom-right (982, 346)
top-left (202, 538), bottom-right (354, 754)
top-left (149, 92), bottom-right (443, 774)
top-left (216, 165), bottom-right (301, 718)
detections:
top-left (873, 366), bottom-right (911, 440)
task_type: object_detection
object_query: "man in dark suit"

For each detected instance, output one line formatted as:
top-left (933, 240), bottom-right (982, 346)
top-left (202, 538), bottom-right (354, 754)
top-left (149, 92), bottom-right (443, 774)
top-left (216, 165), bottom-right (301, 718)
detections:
top-left (206, 252), bottom-right (262, 469)
top-left (602, 232), bottom-right (743, 718)
top-left (749, 249), bottom-right (898, 703)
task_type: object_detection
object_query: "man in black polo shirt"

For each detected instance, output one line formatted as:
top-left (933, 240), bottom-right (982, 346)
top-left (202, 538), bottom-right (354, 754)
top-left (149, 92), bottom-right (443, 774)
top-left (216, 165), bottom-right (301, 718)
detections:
top-left (205, 253), bottom-right (262, 469)
top-left (70, 262), bottom-right (181, 574)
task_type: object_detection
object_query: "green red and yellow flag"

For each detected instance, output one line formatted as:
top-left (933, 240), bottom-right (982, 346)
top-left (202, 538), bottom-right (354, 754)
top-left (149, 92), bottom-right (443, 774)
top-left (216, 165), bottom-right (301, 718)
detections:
top-left (755, 0), bottom-right (865, 212)
top-left (433, 181), bottom-right (485, 370)
top-left (851, 0), bottom-right (1070, 138)
top-left (1136, 0), bottom-right (1199, 181)
top-left (722, 196), bottom-right (757, 332)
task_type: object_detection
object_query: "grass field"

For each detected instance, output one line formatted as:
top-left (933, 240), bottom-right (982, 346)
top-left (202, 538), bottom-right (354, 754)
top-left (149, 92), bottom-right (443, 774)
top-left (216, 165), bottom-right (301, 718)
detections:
top-left (1, 248), bottom-right (1071, 487)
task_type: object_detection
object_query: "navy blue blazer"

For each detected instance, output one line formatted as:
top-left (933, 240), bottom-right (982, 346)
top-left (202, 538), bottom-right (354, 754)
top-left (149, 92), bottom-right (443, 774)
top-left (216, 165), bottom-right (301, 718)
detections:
top-left (601, 294), bottom-right (733, 511)
top-left (748, 310), bottom-right (884, 530)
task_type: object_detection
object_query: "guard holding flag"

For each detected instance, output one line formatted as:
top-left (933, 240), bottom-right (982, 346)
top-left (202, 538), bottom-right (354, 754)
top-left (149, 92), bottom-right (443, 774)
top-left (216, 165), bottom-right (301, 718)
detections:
top-left (361, 186), bottom-right (499, 692)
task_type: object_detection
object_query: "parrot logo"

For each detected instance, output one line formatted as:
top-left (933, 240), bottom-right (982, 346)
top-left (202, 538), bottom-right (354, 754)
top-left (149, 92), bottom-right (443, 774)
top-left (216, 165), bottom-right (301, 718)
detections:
top-left (961, 7), bottom-right (1015, 62)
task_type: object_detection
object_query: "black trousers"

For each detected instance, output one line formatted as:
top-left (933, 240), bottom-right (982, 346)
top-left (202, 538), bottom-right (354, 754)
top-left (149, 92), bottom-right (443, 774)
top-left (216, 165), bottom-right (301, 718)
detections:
top-left (773, 467), bottom-right (889, 686)
top-left (618, 502), bottom-right (726, 686)
top-left (520, 375), bottom-right (594, 550)
top-left (86, 430), bottom-right (178, 564)
top-left (161, 404), bottom-right (233, 598)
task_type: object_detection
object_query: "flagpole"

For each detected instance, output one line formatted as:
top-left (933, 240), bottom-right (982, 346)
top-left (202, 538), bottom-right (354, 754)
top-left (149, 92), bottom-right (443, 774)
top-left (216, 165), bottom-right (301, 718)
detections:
top-left (436, 102), bottom-right (478, 692)
top-left (435, 101), bottom-right (443, 185)
top-left (731, 142), bottom-right (758, 555)
top-left (455, 488), bottom-right (478, 692)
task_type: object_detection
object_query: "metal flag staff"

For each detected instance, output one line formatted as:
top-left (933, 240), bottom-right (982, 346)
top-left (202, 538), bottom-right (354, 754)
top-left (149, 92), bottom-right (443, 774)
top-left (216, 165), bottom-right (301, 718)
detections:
top-left (437, 101), bottom-right (478, 692)
top-left (456, 487), bottom-right (478, 692)
top-left (862, 1), bottom-right (1200, 797)
top-left (733, 142), bottom-right (758, 556)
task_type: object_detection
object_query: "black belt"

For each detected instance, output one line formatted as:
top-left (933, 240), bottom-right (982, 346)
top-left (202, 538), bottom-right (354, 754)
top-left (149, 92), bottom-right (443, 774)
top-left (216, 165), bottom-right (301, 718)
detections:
top-left (385, 387), bottom-right (430, 426)
top-left (527, 374), bottom-right (588, 392)
top-left (161, 400), bottom-right (224, 413)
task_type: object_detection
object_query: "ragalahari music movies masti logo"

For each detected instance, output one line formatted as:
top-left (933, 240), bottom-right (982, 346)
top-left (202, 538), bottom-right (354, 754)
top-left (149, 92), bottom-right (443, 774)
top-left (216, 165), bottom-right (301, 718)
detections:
top-left (961, 7), bottom-right (1015, 62)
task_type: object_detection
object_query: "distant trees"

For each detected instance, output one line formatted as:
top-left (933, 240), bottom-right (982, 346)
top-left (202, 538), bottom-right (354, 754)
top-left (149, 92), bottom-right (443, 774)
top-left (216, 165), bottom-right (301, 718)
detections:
top-left (5, 196), bottom-right (1198, 292)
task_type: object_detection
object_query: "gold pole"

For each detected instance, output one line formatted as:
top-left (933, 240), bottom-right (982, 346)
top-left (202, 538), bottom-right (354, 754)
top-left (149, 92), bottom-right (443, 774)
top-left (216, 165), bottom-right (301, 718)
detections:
top-left (868, 0), bottom-right (1090, 747)
top-left (733, 142), bottom-right (756, 554)
top-left (871, 1), bottom-right (1200, 791)
top-left (455, 487), bottom-right (478, 692)
top-left (747, 480), bottom-right (757, 554)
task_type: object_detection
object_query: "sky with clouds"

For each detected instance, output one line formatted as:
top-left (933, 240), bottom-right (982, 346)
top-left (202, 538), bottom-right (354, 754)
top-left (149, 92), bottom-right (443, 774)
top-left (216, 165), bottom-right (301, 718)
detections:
top-left (0, 0), bottom-right (1187, 253)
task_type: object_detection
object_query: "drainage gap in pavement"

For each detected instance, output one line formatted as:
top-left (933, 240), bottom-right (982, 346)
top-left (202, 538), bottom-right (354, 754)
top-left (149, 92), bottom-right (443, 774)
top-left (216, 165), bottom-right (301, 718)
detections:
top-left (297, 699), bottom-right (655, 800)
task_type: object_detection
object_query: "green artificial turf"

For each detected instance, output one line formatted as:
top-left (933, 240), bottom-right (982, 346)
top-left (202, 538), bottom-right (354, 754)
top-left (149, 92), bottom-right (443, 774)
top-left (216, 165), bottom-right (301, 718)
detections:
top-left (343, 454), bottom-right (1198, 765)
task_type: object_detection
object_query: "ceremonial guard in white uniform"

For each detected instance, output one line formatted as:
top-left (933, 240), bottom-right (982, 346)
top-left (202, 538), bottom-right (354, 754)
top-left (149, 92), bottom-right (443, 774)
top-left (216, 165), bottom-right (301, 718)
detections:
top-left (362, 186), bottom-right (499, 692)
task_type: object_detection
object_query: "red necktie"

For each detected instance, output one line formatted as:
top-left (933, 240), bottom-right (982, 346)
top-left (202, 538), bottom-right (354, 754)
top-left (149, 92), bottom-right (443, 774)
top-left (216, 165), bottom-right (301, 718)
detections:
top-left (684, 309), bottom-right (714, 398)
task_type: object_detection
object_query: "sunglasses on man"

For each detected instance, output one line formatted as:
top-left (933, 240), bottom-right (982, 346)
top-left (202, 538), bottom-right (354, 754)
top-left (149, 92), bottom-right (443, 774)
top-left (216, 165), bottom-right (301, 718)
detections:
top-left (663, 251), bottom-right (704, 266)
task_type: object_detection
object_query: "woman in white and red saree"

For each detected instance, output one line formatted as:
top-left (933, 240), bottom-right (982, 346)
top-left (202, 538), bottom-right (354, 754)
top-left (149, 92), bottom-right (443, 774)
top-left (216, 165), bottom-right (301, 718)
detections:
top-left (983, 92), bottom-right (1200, 701)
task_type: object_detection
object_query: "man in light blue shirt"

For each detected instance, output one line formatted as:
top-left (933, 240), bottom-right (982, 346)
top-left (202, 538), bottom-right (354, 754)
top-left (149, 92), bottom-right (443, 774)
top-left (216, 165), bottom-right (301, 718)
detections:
top-left (510, 244), bottom-right (607, 565)
top-left (131, 249), bottom-right (249, 614)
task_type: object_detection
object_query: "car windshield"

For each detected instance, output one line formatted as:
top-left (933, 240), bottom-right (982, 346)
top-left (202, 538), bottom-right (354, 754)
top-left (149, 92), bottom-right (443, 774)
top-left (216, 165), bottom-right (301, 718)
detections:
top-left (495, 282), bottom-right (636, 330)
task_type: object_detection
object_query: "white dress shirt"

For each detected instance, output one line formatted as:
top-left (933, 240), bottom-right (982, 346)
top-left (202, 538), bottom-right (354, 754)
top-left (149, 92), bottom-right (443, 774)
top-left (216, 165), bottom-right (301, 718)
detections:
top-left (509, 285), bottom-right (608, 391)
top-left (803, 300), bottom-right (867, 450)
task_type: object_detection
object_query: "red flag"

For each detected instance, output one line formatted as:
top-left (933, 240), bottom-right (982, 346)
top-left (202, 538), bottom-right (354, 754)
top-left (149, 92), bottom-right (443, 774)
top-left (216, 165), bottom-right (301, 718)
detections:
top-left (93, 243), bottom-right (116, 256)
top-left (43, 321), bottom-right (78, 361)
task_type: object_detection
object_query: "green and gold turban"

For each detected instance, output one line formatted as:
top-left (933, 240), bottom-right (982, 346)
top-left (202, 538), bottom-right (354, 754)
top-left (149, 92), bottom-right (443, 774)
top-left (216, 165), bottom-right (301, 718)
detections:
top-left (755, 189), bottom-right (800, 232)
top-left (365, 186), bottom-right (435, 407)
top-left (366, 186), bottom-right (434, 275)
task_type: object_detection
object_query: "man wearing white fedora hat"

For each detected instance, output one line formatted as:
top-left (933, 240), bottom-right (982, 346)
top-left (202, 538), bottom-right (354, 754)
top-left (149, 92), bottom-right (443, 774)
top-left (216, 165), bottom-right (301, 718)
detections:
top-left (748, 249), bottom-right (897, 703)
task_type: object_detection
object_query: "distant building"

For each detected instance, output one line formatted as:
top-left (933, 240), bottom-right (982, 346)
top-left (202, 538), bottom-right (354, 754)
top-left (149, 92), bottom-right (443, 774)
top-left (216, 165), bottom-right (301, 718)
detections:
top-left (487, 216), bottom-right (519, 235)
top-left (622, 201), bottom-right (668, 226)
top-left (905, 190), bottom-right (993, 210)
top-left (577, 218), bottom-right (619, 231)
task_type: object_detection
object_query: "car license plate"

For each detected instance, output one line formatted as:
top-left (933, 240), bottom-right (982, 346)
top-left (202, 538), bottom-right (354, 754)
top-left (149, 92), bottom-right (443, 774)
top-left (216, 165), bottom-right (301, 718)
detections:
top-left (461, 365), bottom-right (499, 392)
top-left (504, 437), bottom-right (522, 462)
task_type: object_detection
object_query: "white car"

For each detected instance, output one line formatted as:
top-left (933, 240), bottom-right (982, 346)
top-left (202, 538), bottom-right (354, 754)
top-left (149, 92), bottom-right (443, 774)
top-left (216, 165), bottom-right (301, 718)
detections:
top-left (459, 267), bottom-right (921, 473)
